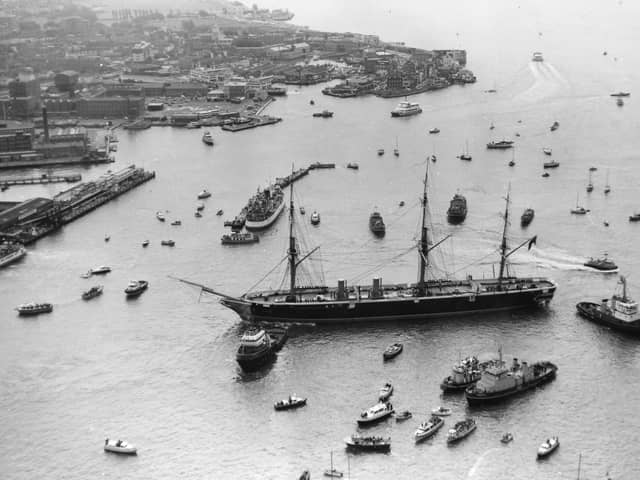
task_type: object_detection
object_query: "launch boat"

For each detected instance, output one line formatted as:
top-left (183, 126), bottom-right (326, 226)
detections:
top-left (177, 164), bottom-right (556, 324)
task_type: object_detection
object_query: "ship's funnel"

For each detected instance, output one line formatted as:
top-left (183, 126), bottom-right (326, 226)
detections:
top-left (42, 107), bottom-right (49, 142)
top-left (337, 279), bottom-right (347, 300)
top-left (372, 277), bottom-right (382, 298)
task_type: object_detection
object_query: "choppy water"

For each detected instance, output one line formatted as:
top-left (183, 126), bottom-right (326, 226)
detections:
top-left (3, 1), bottom-right (640, 478)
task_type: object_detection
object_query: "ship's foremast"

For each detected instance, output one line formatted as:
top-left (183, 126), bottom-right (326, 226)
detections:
top-left (498, 189), bottom-right (510, 289)
top-left (287, 171), bottom-right (297, 302)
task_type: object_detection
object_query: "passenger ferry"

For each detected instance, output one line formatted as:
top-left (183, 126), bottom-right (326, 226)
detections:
top-left (391, 100), bottom-right (422, 117)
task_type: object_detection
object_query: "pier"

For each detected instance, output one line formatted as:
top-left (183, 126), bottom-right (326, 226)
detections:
top-left (0, 174), bottom-right (81, 187)
top-left (0, 165), bottom-right (155, 245)
top-left (221, 115), bottom-right (282, 132)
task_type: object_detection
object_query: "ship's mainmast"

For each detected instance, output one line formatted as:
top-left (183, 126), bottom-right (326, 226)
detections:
top-left (498, 189), bottom-right (510, 289)
top-left (417, 163), bottom-right (429, 295)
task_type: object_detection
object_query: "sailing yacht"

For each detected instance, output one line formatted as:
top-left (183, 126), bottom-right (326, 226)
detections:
top-left (460, 140), bottom-right (472, 161)
top-left (586, 170), bottom-right (594, 193)
top-left (571, 193), bottom-right (589, 215)
top-left (324, 451), bottom-right (343, 478)
top-left (177, 163), bottom-right (556, 324)
top-left (604, 170), bottom-right (611, 194)
top-left (394, 137), bottom-right (399, 156)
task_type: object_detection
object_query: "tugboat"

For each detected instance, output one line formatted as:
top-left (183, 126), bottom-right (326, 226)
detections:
top-left (383, 343), bottom-right (403, 360)
top-left (414, 415), bottom-right (445, 442)
top-left (583, 255), bottom-right (618, 272)
top-left (465, 349), bottom-right (557, 404)
top-left (521, 208), bottom-right (535, 227)
top-left (221, 232), bottom-right (260, 245)
top-left (447, 193), bottom-right (467, 224)
top-left (16, 303), bottom-right (53, 316)
top-left (344, 435), bottom-right (391, 452)
top-left (378, 382), bottom-right (393, 401)
top-left (357, 402), bottom-right (394, 425)
top-left (82, 285), bottom-right (103, 300)
top-left (236, 327), bottom-right (288, 371)
top-left (440, 356), bottom-right (486, 392)
top-left (446, 419), bottom-right (477, 444)
top-left (124, 280), bottom-right (148, 297)
top-left (274, 395), bottom-right (307, 411)
top-left (369, 211), bottom-right (386, 236)
top-left (486, 140), bottom-right (514, 149)
top-left (576, 276), bottom-right (640, 334)
top-left (201, 131), bottom-right (214, 145)
top-left (537, 437), bottom-right (559, 458)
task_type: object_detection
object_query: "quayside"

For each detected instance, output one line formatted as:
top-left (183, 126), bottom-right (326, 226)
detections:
top-left (178, 163), bottom-right (556, 324)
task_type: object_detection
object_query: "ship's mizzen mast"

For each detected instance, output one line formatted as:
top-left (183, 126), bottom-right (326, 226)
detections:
top-left (417, 162), bottom-right (429, 295)
top-left (287, 168), bottom-right (297, 302)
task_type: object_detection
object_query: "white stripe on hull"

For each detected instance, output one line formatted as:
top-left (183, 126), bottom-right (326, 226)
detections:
top-left (245, 200), bottom-right (285, 230)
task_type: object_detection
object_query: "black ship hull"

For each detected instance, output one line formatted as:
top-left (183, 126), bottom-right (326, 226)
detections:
top-left (465, 368), bottom-right (557, 404)
top-left (441, 379), bottom-right (478, 392)
top-left (236, 349), bottom-right (275, 372)
top-left (576, 302), bottom-right (640, 334)
top-left (221, 280), bottom-right (556, 324)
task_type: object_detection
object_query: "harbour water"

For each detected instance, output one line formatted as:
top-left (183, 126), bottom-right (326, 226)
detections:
top-left (3, 1), bottom-right (640, 478)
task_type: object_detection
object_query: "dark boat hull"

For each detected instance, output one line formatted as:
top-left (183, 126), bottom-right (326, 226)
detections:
top-left (221, 281), bottom-right (556, 324)
top-left (236, 349), bottom-right (275, 371)
top-left (441, 379), bottom-right (478, 392)
top-left (576, 302), bottom-right (640, 334)
top-left (465, 368), bottom-right (557, 404)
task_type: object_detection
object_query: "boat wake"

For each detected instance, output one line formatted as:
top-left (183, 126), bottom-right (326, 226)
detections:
top-left (513, 62), bottom-right (571, 104)
top-left (467, 448), bottom-right (501, 478)
top-left (515, 246), bottom-right (613, 272)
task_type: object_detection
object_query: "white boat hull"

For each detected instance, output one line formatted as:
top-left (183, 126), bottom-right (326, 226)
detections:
top-left (245, 199), bottom-right (285, 230)
top-left (104, 443), bottom-right (137, 455)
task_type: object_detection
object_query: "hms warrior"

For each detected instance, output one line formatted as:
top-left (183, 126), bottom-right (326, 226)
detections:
top-left (178, 164), bottom-right (556, 324)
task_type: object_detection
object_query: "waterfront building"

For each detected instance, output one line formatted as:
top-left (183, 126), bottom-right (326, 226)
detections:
top-left (76, 96), bottom-right (145, 118)
top-left (0, 123), bottom-right (34, 152)
top-left (223, 81), bottom-right (248, 99)
top-left (189, 66), bottom-right (233, 84)
top-left (132, 41), bottom-right (152, 62)
top-left (54, 71), bottom-right (79, 93)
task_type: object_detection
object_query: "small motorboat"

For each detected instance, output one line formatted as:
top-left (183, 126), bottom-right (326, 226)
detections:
top-left (550, 121), bottom-right (559, 131)
top-left (399, 201), bottom-right (405, 207)
top-left (501, 432), bottom-right (514, 444)
top-left (589, 166), bottom-right (598, 171)
top-left (197, 202), bottom-right (205, 211)
top-left (393, 148), bottom-right (399, 157)
top-left (537, 436), bottom-right (559, 458)
top-left (82, 285), bottom-right (103, 300)
top-left (299, 471), bottom-right (310, 480)
top-left (428, 127), bottom-right (440, 134)
top-left (16, 303), bottom-right (53, 316)
top-left (161, 239), bottom-right (175, 246)
top-left (610, 91), bottom-right (630, 97)
top-left (202, 131), bottom-right (214, 145)
top-left (216, 209), bottom-right (224, 216)
top-left (377, 148), bottom-right (385, 156)
top-left (521, 208), bottom-right (535, 227)
top-left (431, 406), bottom-right (452, 417)
top-left (378, 382), bottom-right (393, 401)
top-left (156, 211), bottom-right (165, 222)
top-left (584, 256), bottom-right (618, 272)
top-left (274, 395), bottom-right (307, 411)
top-left (508, 160), bottom-right (515, 167)
top-left (543, 161), bottom-right (559, 168)
top-left (310, 211), bottom-right (320, 225)
top-left (629, 213), bottom-right (640, 222)
top-left (171, 220), bottom-right (181, 226)
top-left (124, 280), bottom-right (148, 297)
top-left (617, 98), bottom-right (624, 106)
top-left (104, 438), bottom-right (137, 455)
top-left (91, 266), bottom-right (111, 275)
top-left (312, 110), bottom-right (334, 118)
top-left (310, 99), bottom-right (315, 105)
top-left (430, 154), bottom-right (437, 163)
top-left (383, 343), bottom-right (403, 360)
top-left (104, 235), bottom-right (110, 242)
top-left (414, 415), bottom-right (444, 442)
top-left (197, 189), bottom-right (212, 199)
top-left (395, 410), bottom-right (412, 422)
top-left (542, 172), bottom-right (550, 177)
top-left (300, 207), bottom-right (306, 215)
top-left (347, 162), bottom-right (359, 170)
top-left (142, 240), bottom-right (149, 247)
top-left (571, 206), bottom-right (589, 214)
top-left (358, 401), bottom-right (394, 425)
top-left (195, 211), bottom-right (202, 218)
top-left (543, 148), bottom-right (552, 155)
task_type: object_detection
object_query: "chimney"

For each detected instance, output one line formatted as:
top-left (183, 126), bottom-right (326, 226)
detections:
top-left (42, 107), bottom-right (49, 142)
top-left (337, 279), bottom-right (347, 300)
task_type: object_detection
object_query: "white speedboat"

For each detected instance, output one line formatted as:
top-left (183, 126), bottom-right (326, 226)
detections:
top-left (378, 382), bottom-right (393, 401)
top-left (431, 406), bottom-right (452, 416)
top-left (414, 415), bottom-right (444, 442)
top-left (104, 439), bottom-right (137, 455)
top-left (310, 211), bottom-right (320, 225)
top-left (537, 436), bottom-right (559, 458)
top-left (156, 211), bottom-right (165, 222)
